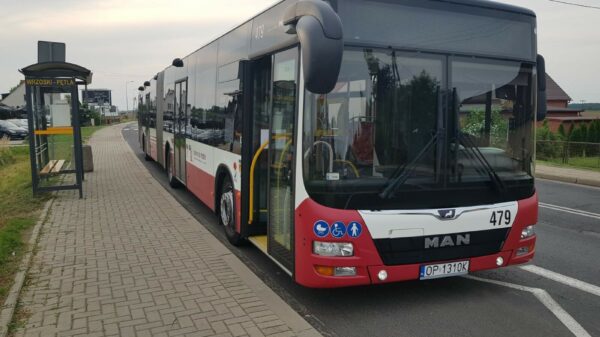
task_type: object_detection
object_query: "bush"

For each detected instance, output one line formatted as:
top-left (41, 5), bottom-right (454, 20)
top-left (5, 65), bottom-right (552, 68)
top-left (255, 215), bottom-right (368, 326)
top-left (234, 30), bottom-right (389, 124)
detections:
top-left (536, 120), bottom-right (563, 159)
top-left (588, 120), bottom-right (600, 143)
top-left (585, 120), bottom-right (600, 156)
top-left (557, 123), bottom-right (567, 139)
top-left (570, 124), bottom-right (590, 156)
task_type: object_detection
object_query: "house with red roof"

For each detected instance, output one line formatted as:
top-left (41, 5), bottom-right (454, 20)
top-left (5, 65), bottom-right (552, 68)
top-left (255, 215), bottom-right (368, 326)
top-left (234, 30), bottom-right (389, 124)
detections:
top-left (541, 74), bottom-right (597, 132)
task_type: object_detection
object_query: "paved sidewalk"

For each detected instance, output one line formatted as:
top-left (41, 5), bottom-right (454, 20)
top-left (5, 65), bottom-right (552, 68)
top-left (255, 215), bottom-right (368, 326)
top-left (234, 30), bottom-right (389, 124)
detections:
top-left (536, 164), bottom-right (600, 187)
top-left (12, 124), bottom-right (319, 337)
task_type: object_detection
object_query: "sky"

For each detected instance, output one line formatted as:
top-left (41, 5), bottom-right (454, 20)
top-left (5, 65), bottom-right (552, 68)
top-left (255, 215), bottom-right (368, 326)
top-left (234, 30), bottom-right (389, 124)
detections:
top-left (0, 0), bottom-right (599, 110)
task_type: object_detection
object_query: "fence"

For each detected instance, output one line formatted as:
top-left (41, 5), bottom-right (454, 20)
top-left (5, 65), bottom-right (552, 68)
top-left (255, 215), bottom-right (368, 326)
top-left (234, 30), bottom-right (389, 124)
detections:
top-left (537, 140), bottom-right (600, 169)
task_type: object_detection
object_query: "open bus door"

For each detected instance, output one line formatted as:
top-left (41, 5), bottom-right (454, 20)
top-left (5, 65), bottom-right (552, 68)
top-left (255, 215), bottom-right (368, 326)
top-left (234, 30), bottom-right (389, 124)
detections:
top-left (244, 48), bottom-right (299, 274)
top-left (267, 48), bottom-right (299, 272)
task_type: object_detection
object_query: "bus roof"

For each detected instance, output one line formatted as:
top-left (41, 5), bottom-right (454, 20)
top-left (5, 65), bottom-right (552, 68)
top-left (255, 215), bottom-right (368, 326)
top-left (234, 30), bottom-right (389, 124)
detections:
top-left (430, 0), bottom-right (535, 16)
top-left (156, 0), bottom-right (536, 77)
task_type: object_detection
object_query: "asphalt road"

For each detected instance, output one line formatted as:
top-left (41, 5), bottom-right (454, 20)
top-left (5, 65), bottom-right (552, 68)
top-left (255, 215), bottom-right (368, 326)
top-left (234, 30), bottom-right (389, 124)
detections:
top-left (123, 124), bottom-right (600, 337)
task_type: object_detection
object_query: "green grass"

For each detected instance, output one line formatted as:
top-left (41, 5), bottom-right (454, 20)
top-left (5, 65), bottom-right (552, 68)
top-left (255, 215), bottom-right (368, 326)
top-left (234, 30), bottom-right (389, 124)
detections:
top-left (537, 157), bottom-right (600, 172)
top-left (0, 144), bottom-right (16, 167)
top-left (81, 125), bottom-right (106, 143)
top-left (0, 218), bottom-right (36, 299)
top-left (0, 126), bottom-right (105, 304)
top-left (0, 146), bottom-right (48, 304)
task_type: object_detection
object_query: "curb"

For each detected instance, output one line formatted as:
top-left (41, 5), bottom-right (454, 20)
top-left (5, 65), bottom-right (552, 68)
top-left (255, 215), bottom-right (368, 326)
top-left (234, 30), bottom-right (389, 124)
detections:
top-left (536, 173), bottom-right (600, 188)
top-left (0, 199), bottom-right (53, 337)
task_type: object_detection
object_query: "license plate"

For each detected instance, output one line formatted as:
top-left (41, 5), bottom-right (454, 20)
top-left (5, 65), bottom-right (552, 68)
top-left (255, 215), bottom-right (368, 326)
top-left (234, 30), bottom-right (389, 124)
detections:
top-left (419, 260), bottom-right (469, 280)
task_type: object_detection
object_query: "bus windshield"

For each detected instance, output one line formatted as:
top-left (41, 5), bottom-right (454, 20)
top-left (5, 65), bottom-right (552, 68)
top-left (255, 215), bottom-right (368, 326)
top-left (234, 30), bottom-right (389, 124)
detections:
top-left (302, 47), bottom-right (535, 210)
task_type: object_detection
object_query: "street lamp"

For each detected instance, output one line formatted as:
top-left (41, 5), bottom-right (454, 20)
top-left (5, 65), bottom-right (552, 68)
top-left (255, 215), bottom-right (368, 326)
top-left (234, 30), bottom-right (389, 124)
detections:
top-left (125, 80), bottom-right (134, 114)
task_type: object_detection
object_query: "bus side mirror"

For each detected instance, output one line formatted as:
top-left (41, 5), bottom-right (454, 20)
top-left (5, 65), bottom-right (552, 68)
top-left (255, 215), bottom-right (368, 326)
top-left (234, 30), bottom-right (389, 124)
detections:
top-left (283, 0), bottom-right (343, 94)
top-left (536, 54), bottom-right (547, 122)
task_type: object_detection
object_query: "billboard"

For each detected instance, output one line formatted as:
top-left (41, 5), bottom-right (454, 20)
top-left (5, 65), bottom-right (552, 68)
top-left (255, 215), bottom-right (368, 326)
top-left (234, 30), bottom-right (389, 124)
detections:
top-left (83, 89), bottom-right (111, 105)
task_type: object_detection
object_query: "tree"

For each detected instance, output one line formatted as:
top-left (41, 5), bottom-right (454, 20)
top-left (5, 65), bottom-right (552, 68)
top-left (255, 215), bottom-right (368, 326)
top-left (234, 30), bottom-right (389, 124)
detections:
top-left (462, 108), bottom-right (508, 148)
top-left (566, 122), bottom-right (575, 140)
top-left (587, 120), bottom-right (600, 143)
top-left (557, 123), bottom-right (567, 140)
top-left (80, 102), bottom-right (101, 126)
top-left (569, 124), bottom-right (588, 156)
top-left (585, 120), bottom-right (600, 156)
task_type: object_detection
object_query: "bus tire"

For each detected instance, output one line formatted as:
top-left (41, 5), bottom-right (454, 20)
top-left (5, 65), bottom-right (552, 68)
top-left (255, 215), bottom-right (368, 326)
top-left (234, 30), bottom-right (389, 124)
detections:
top-left (166, 147), bottom-right (179, 188)
top-left (219, 176), bottom-right (243, 246)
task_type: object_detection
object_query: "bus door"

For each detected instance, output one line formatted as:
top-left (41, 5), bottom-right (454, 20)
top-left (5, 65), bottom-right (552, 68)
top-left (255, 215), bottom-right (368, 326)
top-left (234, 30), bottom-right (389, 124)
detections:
top-left (267, 48), bottom-right (299, 272)
top-left (174, 79), bottom-right (188, 183)
top-left (246, 58), bottom-right (271, 236)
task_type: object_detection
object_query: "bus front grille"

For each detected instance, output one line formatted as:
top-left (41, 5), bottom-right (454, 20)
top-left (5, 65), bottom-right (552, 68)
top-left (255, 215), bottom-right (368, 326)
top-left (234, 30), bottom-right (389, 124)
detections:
top-left (372, 228), bottom-right (511, 265)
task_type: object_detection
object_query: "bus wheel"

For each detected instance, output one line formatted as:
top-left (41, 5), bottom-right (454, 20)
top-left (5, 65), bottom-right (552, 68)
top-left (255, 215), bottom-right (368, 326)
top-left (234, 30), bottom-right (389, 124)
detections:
top-left (166, 153), bottom-right (179, 188)
top-left (219, 177), bottom-right (242, 246)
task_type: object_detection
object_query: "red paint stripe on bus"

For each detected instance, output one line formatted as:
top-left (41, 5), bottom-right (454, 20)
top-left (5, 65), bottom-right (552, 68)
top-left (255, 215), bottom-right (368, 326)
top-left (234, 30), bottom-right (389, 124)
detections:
top-left (186, 162), bottom-right (216, 211)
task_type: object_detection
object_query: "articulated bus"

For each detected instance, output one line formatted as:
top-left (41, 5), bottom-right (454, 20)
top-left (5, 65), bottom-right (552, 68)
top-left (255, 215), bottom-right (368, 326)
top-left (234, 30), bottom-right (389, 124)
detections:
top-left (138, 0), bottom-right (546, 288)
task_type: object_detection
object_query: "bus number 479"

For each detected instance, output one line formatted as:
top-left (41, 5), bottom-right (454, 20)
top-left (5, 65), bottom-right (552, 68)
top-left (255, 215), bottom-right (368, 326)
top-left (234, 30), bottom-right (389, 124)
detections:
top-left (490, 210), bottom-right (511, 226)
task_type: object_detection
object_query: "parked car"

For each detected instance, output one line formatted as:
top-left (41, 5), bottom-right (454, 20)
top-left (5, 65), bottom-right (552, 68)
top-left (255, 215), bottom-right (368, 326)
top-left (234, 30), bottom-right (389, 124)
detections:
top-left (8, 119), bottom-right (28, 129)
top-left (0, 120), bottom-right (28, 140)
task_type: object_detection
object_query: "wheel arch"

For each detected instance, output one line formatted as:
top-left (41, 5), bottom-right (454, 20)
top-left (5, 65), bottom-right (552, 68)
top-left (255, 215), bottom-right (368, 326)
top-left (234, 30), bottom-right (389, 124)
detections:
top-left (214, 164), bottom-right (234, 214)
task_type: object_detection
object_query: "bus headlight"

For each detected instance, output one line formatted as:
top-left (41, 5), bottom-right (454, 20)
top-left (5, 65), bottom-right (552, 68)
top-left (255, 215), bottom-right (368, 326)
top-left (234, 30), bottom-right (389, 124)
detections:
top-left (521, 225), bottom-right (535, 239)
top-left (313, 241), bottom-right (354, 257)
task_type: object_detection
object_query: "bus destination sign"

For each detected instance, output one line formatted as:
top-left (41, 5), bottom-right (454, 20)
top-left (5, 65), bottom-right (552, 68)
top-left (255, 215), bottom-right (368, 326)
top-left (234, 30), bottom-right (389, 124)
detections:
top-left (25, 78), bottom-right (75, 87)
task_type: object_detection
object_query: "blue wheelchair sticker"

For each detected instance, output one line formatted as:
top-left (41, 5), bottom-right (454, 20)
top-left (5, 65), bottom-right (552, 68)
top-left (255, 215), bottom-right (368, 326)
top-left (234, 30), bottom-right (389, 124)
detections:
top-left (330, 222), bottom-right (346, 238)
top-left (348, 222), bottom-right (363, 238)
top-left (313, 220), bottom-right (330, 237)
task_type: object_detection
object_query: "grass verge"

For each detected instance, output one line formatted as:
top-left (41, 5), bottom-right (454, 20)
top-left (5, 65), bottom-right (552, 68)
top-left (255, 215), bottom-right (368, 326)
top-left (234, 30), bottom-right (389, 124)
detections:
top-left (0, 146), bottom-right (48, 305)
top-left (0, 125), bottom-right (104, 305)
top-left (538, 158), bottom-right (600, 173)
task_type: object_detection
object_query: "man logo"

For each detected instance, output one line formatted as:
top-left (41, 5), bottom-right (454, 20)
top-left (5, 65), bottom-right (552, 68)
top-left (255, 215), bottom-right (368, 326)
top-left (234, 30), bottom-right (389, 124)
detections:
top-left (424, 234), bottom-right (471, 249)
top-left (437, 209), bottom-right (456, 220)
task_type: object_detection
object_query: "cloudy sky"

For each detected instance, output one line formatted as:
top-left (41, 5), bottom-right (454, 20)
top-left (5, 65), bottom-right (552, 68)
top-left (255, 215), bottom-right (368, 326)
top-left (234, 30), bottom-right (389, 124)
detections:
top-left (1, 0), bottom-right (598, 109)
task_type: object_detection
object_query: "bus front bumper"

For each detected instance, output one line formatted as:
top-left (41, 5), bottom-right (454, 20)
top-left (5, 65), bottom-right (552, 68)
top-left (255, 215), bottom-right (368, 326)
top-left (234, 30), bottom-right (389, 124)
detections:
top-left (368, 238), bottom-right (535, 285)
top-left (296, 235), bottom-right (536, 288)
top-left (294, 194), bottom-right (538, 288)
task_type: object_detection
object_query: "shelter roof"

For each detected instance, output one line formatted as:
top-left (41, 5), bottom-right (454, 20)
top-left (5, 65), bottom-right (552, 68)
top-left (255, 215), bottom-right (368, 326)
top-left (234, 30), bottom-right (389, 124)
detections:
top-left (19, 62), bottom-right (92, 84)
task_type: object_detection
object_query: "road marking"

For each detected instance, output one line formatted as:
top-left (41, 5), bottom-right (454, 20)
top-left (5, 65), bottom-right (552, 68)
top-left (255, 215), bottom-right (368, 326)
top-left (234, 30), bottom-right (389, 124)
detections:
top-left (539, 202), bottom-right (600, 220)
top-left (520, 265), bottom-right (600, 298)
top-left (466, 275), bottom-right (591, 337)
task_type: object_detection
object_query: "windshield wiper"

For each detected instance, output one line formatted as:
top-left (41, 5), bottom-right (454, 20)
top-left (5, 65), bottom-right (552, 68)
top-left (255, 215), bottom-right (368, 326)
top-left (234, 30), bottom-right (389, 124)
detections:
top-left (457, 132), bottom-right (506, 193)
top-left (379, 131), bottom-right (440, 199)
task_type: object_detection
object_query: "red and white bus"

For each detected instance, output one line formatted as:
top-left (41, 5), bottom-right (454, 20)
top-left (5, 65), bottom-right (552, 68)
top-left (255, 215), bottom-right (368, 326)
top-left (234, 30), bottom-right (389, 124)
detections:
top-left (138, 0), bottom-right (545, 288)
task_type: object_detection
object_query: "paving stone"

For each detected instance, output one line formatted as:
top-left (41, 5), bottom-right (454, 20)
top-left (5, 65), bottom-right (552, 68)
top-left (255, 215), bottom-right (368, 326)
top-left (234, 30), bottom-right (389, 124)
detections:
top-left (12, 124), bottom-right (301, 337)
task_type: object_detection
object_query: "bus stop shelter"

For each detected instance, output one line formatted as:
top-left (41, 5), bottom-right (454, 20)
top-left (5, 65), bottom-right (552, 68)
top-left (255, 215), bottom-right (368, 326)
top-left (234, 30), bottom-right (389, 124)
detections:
top-left (20, 62), bottom-right (92, 198)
